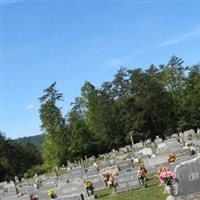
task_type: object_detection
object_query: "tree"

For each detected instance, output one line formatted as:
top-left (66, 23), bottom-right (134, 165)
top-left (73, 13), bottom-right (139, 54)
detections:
top-left (179, 64), bottom-right (200, 130)
top-left (125, 67), bottom-right (174, 140)
top-left (39, 82), bottom-right (67, 168)
top-left (0, 131), bottom-right (42, 181)
top-left (67, 97), bottom-right (92, 160)
top-left (159, 56), bottom-right (186, 131)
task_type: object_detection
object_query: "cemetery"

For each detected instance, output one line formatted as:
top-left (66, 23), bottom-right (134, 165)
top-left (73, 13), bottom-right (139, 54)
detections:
top-left (1, 129), bottom-right (200, 200)
top-left (1, 1), bottom-right (200, 199)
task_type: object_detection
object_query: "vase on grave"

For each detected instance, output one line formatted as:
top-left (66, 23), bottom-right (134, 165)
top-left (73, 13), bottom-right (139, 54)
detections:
top-left (165, 185), bottom-right (174, 195)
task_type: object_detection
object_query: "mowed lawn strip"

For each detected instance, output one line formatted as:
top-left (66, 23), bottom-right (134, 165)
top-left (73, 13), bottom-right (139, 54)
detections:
top-left (96, 176), bottom-right (168, 200)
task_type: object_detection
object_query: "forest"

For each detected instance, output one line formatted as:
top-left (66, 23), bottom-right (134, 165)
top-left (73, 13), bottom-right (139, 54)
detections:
top-left (0, 56), bottom-right (200, 181)
top-left (0, 133), bottom-right (42, 181)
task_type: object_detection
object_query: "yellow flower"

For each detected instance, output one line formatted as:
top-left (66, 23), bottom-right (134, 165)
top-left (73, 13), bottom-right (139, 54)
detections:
top-left (167, 154), bottom-right (176, 163)
top-left (48, 189), bottom-right (55, 197)
top-left (84, 180), bottom-right (92, 188)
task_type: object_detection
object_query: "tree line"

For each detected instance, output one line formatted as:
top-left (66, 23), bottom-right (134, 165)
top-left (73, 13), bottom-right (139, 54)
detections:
top-left (0, 56), bottom-right (199, 181)
top-left (0, 132), bottom-right (42, 181)
top-left (39, 56), bottom-right (200, 168)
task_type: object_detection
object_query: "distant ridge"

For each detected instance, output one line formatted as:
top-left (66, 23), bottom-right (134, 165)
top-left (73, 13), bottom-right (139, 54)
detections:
top-left (15, 134), bottom-right (43, 151)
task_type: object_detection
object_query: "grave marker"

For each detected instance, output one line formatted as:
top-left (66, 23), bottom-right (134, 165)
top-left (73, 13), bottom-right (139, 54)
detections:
top-left (174, 155), bottom-right (200, 197)
top-left (115, 171), bottom-right (141, 193)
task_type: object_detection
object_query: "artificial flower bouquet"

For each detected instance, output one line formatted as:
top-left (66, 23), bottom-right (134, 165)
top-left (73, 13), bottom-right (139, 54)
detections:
top-left (159, 167), bottom-right (175, 185)
top-left (48, 189), bottom-right (57, 199)
top-left (167, 154), bottom-right (176, 163)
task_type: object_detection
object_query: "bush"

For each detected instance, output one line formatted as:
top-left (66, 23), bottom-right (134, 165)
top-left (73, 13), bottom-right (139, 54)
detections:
top-left (24, 165), bottom-right (47, 179)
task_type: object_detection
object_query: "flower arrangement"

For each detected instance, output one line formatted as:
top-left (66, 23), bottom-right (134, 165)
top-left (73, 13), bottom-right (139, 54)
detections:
top-left (138, 164), bottom-right (148, 187)
top-left (159, 167), bottom-right (175, 186)
top-left (48, 189), bottom-right (57, 199)
top-left (84, 180), bottom-right (93, 189)
top-left (167, 154), bottom-right (176, 163)
top-left (138, 164), bottom-right (147, 177)
top-left (101, 169), bottom-right (119, 191)
top-left (84, 180), bottom-right (94, 196)
top-left (29, 194), bottom-right (38, 200)
top-left (100, 167), bottom-right (119, 176)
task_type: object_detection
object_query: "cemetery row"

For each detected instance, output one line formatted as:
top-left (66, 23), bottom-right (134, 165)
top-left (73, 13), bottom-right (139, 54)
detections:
top-left (0, 129), bottom-right (200, 200)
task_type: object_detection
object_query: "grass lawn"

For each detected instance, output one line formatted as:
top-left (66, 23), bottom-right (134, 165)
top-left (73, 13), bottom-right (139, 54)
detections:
top-left (96, 176), bottom-right (168, 200)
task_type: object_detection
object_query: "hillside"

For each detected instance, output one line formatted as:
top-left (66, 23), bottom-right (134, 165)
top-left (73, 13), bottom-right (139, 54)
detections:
top-left (15, 134), bottom-right (43, 151)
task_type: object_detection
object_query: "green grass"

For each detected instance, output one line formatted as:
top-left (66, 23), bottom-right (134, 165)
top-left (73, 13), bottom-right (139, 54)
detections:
top-left (96, 176), bottom-right (168, 200)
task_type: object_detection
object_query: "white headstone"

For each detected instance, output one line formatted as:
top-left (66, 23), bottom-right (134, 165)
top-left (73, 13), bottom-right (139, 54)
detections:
top-left (138, 148), bottom-right (153, 156)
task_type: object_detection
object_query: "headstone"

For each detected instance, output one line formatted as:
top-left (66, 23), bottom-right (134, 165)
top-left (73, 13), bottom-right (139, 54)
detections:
top-left (115, 154), bottom-right (129, 160)
top-left (171, 134), bottom-right (178, 138)
top-left (68, 167), bottom-right (86, 181)
top-left (116, 159), bottom-right (133, 172)
top-left (119, 147), bottom-right (128, 154)
top-left (56, 195), bottom-right (84, 200)
top-left (88, 156), bottom-right (96, 162)
top-left (98, 160), bottom-right (109, 169)
top-left (109, 159), bottom-right (115, 166)
top-left (0, 182), bottom-right (7, 188)
top-left (155, 137), bottom-right (163, 145)
top-left (174, 155), bottom-right (200, 197)
top-left (179, 132), bottom-right (183, 137)
top-left (14, 176), bottom-right (19, 184)
top-left (37, 183), bottom-right (57, 200)
top-left (38, 174), bottom-right (47, 181)
top-left (183, 129), bottom-right (195, 143)
top-left (59, 174), bottom-right (70, 183)
top-left (145, 138), bottom-right (152, 145)
top-left (125, 145), bottom-right (131, 151)
top-left (19, 185), bottom-right (37, 195)
top-left (157, 143), bottom-right (166, 149)
top-left (2, 183), bottom-right (17, 199)
top-left (138, 148), bottom-right (153, 157)
top-left (134, 142), bottom-right (143, 149)
top-left (132, 158), bottom-right (139, 164)
top-left (85, 174), bottom-right (106, 191)
top-left (86, 166), bottom-right (99, 176)
top-left (56, 181), bottom-right (88, 199)
top-left (143, 155), bottom-right (168, 174)
top-left (157, 138), bottom-right (183, 157)
top-left (169, 154), bottom-right (197, 172)
top-left (133, 152), bottom-right (143, 159)
top-left (115, 171), bottom-right (141, 193)
top-left (42, 180), bottom-right (57, 189)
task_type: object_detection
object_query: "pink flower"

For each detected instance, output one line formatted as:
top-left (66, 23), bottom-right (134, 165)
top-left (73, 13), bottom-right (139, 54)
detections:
top-left (159, 168), bottom-right (175, 183)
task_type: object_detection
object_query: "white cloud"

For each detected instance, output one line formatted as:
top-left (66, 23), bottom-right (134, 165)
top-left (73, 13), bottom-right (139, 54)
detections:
top-left (158, 29), bottom-right (200, 47)
top-left (105, 28), bottom-right (200, 69)
top-left (26, 104), bottom-right (34, 110)
top-left (105, 50), bottom-right (153, 69)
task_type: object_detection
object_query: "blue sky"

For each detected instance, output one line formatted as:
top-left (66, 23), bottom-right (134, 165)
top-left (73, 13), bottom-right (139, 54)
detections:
top-left (1, 0), bottom-right (200, 139)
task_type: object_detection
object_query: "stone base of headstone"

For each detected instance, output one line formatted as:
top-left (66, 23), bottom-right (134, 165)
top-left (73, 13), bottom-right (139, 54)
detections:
top-left (165, 185), bottom-right (174, 195)
top-left (166, 195), bottom-right (176, 200)
top-left (176, 193), bottom-right (200, 200)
